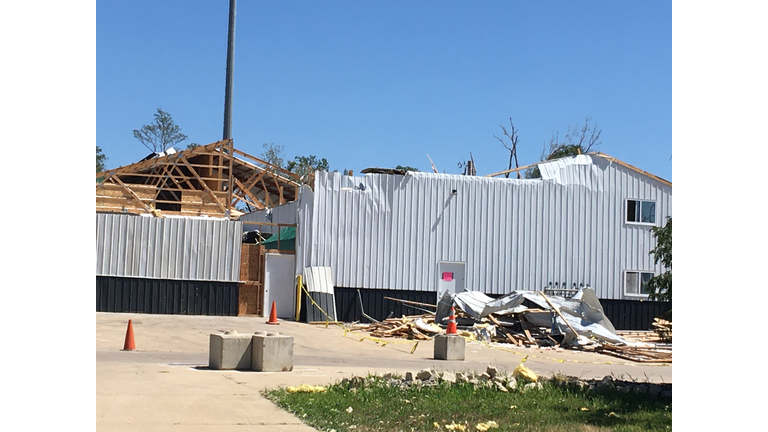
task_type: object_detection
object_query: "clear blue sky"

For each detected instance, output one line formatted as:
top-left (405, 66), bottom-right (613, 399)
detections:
top-left (97, 0), bottom-right (672, 180)
top-left (5, 2), bottom-right (768, 427)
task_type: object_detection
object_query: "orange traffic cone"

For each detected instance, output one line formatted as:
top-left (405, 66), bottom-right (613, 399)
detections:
top-left (267, 301), bottom-right (279, 325)
top-left (446, 306), bottom-right (457, 335)
top-left (123, 319), bottom-right (136, 351)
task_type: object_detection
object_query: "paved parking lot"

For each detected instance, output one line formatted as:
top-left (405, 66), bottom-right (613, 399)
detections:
top-left (96, 312), bottom-right (671, 431)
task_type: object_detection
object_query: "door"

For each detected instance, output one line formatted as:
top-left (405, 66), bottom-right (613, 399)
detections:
top-left (264, 253), bottom-right (297, 319)
top-left (437, 261), bottom-right (466, 301)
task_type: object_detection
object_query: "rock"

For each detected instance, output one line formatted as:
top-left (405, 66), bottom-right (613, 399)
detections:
top-left (494, 381), bottom-right (508, 392)
top-left (506, 379), bottom-right (518, 391)
top-left (523, 382), bottom-right (538, 392)
top-left (486, 366), bottom-right (499, 378)
top-left (416, 369), bottom-right (433, 381)
top-left (441, 371), bottom-right (457, 383)
top-left (478, 372), bottom-right (491, 382)
top-left (597, 376), bottom-right (615, 389)
top-left (456, 372), bottom-right (468, 383)
top-left (405, 372), bottom-right (413, 382)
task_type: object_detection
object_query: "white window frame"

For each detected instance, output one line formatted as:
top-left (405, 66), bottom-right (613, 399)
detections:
top-left (624, 270), bottom-right (654, 297)
top-left (625, 199), bottom-right (657, 226)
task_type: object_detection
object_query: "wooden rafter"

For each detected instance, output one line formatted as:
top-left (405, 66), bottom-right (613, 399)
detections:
top-left (179, 156), bottom-right (230, 216)
top-left (233, 178), bottom-right (266, 210)
top-left (96, 139), bottom-right (302, 218)
top-left (110, 175), bottom-right (158, 215)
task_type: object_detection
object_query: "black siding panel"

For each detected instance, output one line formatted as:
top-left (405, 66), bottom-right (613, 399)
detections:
top-left (96, 276), bottom-right (239, 316)
top-left (304, 292), bottom-right (336, 322)
top-left (334, 288), bottom-right (437, 323)
top-left (601, 299), bottom-right (671, 331)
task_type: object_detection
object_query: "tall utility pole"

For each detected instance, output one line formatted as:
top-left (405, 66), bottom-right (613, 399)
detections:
top-left (222, 0), bottom-right (236, 140)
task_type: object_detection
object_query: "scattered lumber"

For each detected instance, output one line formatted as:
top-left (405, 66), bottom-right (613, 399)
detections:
top-left (367, 315), bottom-right (440, 340)
top-left (595, 343), bottom-right (672, 363)
top-left (652, 318), bottom-right (672, 342)
top-left (346, 301), bottom-right (672, 363)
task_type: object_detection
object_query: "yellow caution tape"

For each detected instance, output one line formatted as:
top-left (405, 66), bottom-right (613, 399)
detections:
top-left (299, 283), bottom-right (668, 366)
top-left (299, 283), bottom-right (422, 352)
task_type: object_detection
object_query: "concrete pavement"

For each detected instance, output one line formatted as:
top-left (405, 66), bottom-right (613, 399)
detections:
top-left (96, 312), bottom-right (671, 431)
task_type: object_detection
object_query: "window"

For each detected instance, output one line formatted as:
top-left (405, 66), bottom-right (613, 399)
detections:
top-left (626, 199), bottom-right (656, 224)
top-left (625, 271), bottom-right (654, 296)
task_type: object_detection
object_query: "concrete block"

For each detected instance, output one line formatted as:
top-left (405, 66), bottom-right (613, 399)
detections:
top-left (208, 331), bottom-right (253, 370)
top-left (434, 334), bottom-right (465, 361)
top-left (251, 332), bottom-right (294, 372)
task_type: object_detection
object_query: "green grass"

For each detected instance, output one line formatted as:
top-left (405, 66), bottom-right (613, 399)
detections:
top-left (264, 376), bottom-right (671, 432)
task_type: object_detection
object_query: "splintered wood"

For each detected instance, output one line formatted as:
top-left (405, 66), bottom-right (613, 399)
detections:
top-left (349, 305), bottom-right (672, 364)
top-left (594, 344), bottom-right (672, 363)
top-left (364, 315), bottom-right (437, 341)
top-left (652, 318), bottom-right (672, 342)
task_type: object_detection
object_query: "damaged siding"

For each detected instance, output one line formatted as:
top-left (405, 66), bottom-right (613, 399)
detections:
top-left (299, 155), bottom-right (671, 300)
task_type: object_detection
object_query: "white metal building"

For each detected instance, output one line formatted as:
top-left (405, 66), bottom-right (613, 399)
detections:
top-left (281, 153), bottom-right (671, 303)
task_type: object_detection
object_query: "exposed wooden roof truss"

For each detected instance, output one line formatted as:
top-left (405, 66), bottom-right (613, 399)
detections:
top-left (96, 139), bottom-right (302, 219)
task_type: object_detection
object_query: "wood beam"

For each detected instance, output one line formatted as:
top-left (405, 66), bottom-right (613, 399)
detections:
top-left (233, 178), bottom-right (266, 210)
top-left (179, 155), bottom-right (230, 215)
top-left (110, 175), bottom-right (158, 216)
top-left (484, 162), bottom-right (538, 178)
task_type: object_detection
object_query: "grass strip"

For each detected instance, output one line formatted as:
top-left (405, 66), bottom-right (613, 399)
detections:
top-left (264, 375), bottom-right (671, 432)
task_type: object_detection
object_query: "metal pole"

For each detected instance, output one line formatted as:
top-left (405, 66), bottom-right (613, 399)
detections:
top-left (223, 0), bottom-right (236, 140)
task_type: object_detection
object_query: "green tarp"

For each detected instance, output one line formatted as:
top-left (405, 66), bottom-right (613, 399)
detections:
top-left (260, 226), bottom-right (295, 251)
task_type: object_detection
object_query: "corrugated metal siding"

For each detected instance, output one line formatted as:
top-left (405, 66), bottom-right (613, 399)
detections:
top-left (301, 155), bottom-right (671, 300)
top-left (96, 213), bottom-right (242, 282)
top-left (334, 288), bottom-right (440, 323)
top-left (600, 299), bottom-right (671, 331)
top-left (239, 201), bottom-right (298, 235)
top-left (96, 276), bottom-right (239, 315)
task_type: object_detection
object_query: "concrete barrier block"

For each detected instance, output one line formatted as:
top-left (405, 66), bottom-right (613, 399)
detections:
top-left (252, 332), bottom-right (294, 372)
top-left (434, 334), bottom-right (465, 361)
top-left (208, 331), bottom-right (253, 370)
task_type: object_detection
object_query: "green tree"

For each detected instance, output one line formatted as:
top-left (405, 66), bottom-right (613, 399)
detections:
top-left (286, 155), bottom-right (329, 178)
top-left (525, 116), bottom-right (602, 178)
top-left (133, 108), bottom-right (188, 153)
top-left (96, 146), bottom-right (108, 172)
top-left (395, 165), bottom-right (419, 172)
top-left (647, 216), bottom-right (672, 303)
top-left (260, 143), bottom-right (286, 169)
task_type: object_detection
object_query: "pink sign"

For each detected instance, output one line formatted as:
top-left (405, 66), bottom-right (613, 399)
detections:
top-left (442, 272), bottom-right (453, 281)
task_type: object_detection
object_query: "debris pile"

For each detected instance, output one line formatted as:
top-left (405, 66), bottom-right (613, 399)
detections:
top-left (652, 318), bottom-right (672, 342)
top-left (347, 314), bottom-right (441, 340)
top-left (351, 288), bottom-right (671, 363)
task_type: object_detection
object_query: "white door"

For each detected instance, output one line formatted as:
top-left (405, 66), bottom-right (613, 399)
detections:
top-left (437, 261), bottom-right (466, 301)
top-left (264, 253), bottom-right (297, 319)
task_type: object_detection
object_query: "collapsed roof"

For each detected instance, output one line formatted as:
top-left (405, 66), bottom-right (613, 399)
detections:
top-left (96, 139), bottom-right (303, 219)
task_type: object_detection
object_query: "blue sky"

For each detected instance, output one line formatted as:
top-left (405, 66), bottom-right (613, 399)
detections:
top-left (6, 2), bottom-right (768, 427)
top-left (97, 0), bottom-right (672, 180)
